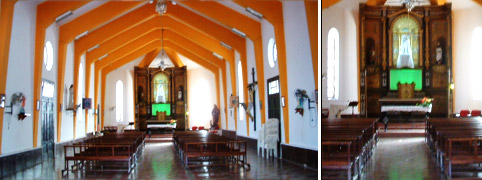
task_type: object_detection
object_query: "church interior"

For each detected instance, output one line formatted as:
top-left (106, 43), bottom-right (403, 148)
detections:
top-left (0, 0), bottom-right (319, 179)
top-left (322, 0), bottom-right (482, 179)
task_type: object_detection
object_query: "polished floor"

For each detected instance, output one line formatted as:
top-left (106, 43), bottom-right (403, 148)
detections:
top-left (362, 137), bottom-right (443, 180)
top-left (4, 142), bottom-right (317, 180)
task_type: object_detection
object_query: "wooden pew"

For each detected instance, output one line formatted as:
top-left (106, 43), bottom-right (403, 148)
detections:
top-left (173, 131), bottom-right (250, 169)
top-left (322, 118), bottom-right (378, 180)
top-left (62, 131), bottom-right (146, 175)
top-left (426, 118), bottom-right (482, 178)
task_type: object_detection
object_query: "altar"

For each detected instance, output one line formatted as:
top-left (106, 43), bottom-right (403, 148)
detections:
top-left (379, 98), bottom-right (432, 131)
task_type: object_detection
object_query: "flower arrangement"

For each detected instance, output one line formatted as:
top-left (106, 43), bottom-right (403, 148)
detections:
top-left (169, 119), bottom-right (176, 125)
top-left (417, 97), bottom-right (433, 107)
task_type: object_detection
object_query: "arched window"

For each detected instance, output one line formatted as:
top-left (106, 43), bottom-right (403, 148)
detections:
top-left (472, 27), bottom-right (482, 100)
top-left (327, 28), bottom-right (339, 100)
top-left (79, 63), bottom-right (83, 101)
top-left (267, 38), bottom-right (277, 68)
top-left (44, 41), bottom-right (53, 71)
top-left (116, 80), bottom-right (123, 122)
top-left (152, 73), bottom-right (170, 103)
top-left (238, 61), bottom-right (244, 120)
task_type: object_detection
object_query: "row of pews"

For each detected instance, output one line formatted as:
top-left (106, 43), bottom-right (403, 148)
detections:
top-left (322, 118), bottom-right (379, 180)
top-left (173, 131), bottom-right (250, 169)
top-left (426, 117), bottom-right (482, 178)
top-left (62, 131), bottom-right (146, 175)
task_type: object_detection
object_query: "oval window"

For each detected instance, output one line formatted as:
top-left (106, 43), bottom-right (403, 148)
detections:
top-left (44, 41), bottom-right (53, 71)
top-left (267, 38), bottom-right (277, 68)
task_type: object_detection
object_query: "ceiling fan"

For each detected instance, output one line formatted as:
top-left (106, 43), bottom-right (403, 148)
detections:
top-left (159, 29), bottom-right (174, 71)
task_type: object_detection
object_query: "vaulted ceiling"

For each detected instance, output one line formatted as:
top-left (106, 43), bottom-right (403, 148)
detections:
top-left (320, 0), bottom-right (482, 9)
top-left (34, 1), bottom-right (268, 142)
top-left (0, 0), bottom-right (319, 152)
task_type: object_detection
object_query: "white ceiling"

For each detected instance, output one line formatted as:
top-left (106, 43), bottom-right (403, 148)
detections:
top-left (178, 54), bottom-right (202, 70)
top-left (447, 0), bottom-right (479, 10)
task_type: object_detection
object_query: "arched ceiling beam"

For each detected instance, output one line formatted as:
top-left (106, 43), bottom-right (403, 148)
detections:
top-left (165, 3), bottom-right (246, 131)
top-left (34, 1), bottom-right (90, 145)
top-left (97, 42), bottom-right (221, 129)
top-left (138, 48), bottom-right (162, 68)
top-left (83, 17), bottom-right (234, 119)
top-left (81, 2), bottom-right (244, 132)
top-left (181, 1), bottom-right (266, 125)
top-left (163, 49), bottom-right (183, 68)
top-left (233, 1), bottom-right (290, 143)
top-left (54, 1), bottom-right (143, 139)
top-left (0, 0), bottom-right (18, 154)
top-left (86, 16), bottom-right (232, 66)
top-left (305, 0), bottom-right (319, 92)
top-left (322, 0), bottom-right (341, 9)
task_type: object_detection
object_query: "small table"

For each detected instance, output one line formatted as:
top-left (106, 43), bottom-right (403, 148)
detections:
top-left (379, 98), bottom-right (431, 131)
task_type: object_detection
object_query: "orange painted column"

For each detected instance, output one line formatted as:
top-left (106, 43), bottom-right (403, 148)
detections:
top-left (305, 0), bottom-right (319, 89)
top-left (230, 52), bottom-right (237, 131)
top-left (35, 1), bottom-right (90, 144)
top-left (233, 1), bottom-right (291, 144)
top-left (222, 61), bottom-right (228, 130)
top-left (241, 54), bottom-right (249, 136)
top-left (0, 0), bottom-right (17, 154)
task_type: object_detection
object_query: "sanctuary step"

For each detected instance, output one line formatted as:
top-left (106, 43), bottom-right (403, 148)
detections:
top-left (378, 122), bottom-right (425, 129)
top-left (145, 134), bottom-right (173, 143)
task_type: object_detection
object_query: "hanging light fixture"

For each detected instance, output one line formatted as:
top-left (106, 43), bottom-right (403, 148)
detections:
top-left (156, 0), bottom-right (167, 15)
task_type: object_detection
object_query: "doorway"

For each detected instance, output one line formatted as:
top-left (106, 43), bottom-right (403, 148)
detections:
top-left (267, 76), bottom-right (281, 156)
top-left (41, 80), bottom-right (55, 160)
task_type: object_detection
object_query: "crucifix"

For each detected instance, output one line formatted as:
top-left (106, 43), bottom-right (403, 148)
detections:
top-left (247, 67), bottom-right (258, 131)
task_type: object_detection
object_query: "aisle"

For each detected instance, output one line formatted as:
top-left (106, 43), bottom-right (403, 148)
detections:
top-left (362, 137), bottom-right (443, 180)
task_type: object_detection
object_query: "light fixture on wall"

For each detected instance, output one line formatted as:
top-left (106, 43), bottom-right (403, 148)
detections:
top-left (246, 7), bottom-right (263, 19)
top-left (220, 42), bottom-right (232, 50)
top-left (56, 10), bottom-right (73, 23)
top-left (231, 28), bottom-right (246, 38)
top-left (156, 0), bottom-right (167, 15)
top-left (212, 52), bottom-right (223, 60)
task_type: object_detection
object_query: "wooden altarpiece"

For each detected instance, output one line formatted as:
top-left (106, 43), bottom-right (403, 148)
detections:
top-left (359, 3), bottom-right (452, 117)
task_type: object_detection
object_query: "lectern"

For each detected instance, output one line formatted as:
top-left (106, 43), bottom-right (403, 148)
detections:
top-left (348, 101), bottom-right (358, 117)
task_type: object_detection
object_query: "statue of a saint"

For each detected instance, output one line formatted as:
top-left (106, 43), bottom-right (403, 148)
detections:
top-left (211, 104), bottom-right (220, 130)
top-left (397, 35), bottom-right (415, 68)
top-left (177, 86), bottom-right (183, 101)
top-left (436, 41), bottom-right (443, 64)
top-left (67, 84), bottom-right (74, 110)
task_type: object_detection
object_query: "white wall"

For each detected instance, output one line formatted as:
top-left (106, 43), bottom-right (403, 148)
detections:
top-left (104, 58), bottom-right (142, 127)
top-left (452, 5), bottom-right (482, 112)
top-left (245, 38), bottom-right (267, 139)
top-left (44, 21), bottom-right (59, 145)
top-left (187, 68), bottom-right (217, 129)
top-left (234, 51), bottom-right (247, 137)
top-left (225, 61), bottom-right (236, 131)
top-left (60, 42), bottom-right (75, 142)
top-left (321, 0), bottom-right (361, 115)
top-left (283, 1), bottom-right (318, 150)
top-left (2, 1), bottom-right (37, 154)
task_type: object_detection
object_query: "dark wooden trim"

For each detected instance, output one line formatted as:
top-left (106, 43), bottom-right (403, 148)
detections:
top-left (235, 135), bottom-right (257, 150)
top-left (0, 147), bottom-right (42, 178)
top-left (281, 144), bottom-right (318, 170)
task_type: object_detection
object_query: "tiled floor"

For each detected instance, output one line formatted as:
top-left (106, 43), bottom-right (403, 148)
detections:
top-left (362, 137), bottom-right (443, 180)
top-left (4, 142), bottom-right (317, 180)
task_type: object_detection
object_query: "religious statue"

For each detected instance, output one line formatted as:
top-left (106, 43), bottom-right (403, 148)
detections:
top-left (436, 41), bottom-right (443, 64)
top-left (177, 86), bottom-right (184, 101)
top-left (211, 104), bottom-right (220, 130)
top-left (397, 35), bottom-right (415, 68)
top-left (67, 84), bottom-right (74, 110)
top-left (137, 86), bottom-right (144, 102)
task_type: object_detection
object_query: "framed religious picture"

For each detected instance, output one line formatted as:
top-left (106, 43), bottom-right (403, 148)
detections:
top-left (83, 98), bottom-right (92, 109)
